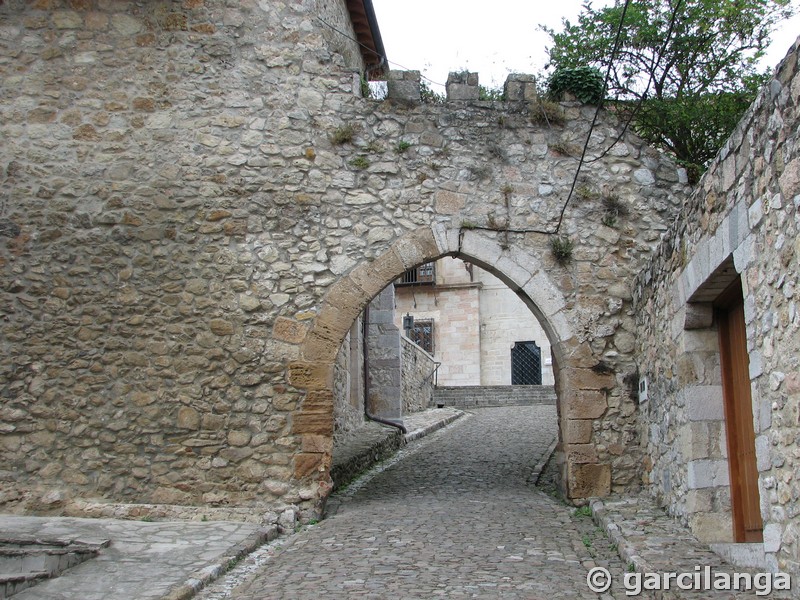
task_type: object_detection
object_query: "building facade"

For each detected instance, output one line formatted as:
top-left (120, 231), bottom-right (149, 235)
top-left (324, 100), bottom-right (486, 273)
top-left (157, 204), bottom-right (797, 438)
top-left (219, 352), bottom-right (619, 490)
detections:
top-left (394, 257), bottom-right (554, 386)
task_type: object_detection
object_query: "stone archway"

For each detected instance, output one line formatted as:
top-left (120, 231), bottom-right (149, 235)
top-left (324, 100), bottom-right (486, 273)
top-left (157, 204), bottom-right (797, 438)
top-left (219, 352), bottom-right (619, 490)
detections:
top-left (291, 224), bottom-right (616, 505)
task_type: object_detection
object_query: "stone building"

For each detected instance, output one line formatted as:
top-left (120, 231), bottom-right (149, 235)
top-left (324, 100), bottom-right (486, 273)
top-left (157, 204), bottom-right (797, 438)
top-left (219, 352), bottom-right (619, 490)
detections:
top-left (394, 257), bottom-right (554, 386)
top-left (1, 0), bottom-right (798, 585)
top-left (634, 37), bottom-right (800, 575)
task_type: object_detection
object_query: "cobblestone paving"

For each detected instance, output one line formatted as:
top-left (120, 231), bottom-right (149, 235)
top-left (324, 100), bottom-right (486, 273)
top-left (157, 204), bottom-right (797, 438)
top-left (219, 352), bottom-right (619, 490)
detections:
top-left (223, 406), bottom-right (628, 599)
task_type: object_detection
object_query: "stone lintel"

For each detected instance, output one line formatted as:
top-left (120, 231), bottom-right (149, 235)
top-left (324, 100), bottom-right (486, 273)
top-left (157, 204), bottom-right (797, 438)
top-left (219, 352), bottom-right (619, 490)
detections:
top-left (684, 302), bottom-right (714, 329)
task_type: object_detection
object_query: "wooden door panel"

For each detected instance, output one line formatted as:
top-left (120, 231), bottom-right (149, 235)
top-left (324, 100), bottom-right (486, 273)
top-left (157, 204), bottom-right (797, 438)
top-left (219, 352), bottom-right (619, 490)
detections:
top-left (717, 280), bottom-right (763, 543)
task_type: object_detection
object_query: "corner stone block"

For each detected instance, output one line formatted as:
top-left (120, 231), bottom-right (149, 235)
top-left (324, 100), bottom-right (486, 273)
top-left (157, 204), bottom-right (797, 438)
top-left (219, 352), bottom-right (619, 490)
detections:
top-left (291, 411), bottom-right (334, 436)
top-left (293, 452), bottom-right (331, 479)
top-left (560, 367), bottom-right (615, 390)
top-left (303, 389), bottom-right (334, 411)
top-left (301, 434), bottom-right (333, 454)
top-left (446, 71), bottom-right (479, 101)
top-left (564, 443), bottom-right (599, 464)
top-left (563, 389), bottom-right (608, 420)
top-left (562, 419), bottom-right (593, 444)
top-left (301, 328), bottom-right (342, 363)
top-left (272, 317), bottom-right (309, 344)
top-left (684, 302), bottom-right (714, 330)
top-left (568, 462), bottom-right (611, 498)
top-left (287, 361), bottom-right (333, 391)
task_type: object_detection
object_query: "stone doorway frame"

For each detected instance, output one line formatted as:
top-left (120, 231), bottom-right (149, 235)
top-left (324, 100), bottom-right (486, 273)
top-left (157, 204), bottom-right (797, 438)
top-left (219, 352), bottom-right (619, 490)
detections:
top-left (290, 224), bottom-right (616, 502)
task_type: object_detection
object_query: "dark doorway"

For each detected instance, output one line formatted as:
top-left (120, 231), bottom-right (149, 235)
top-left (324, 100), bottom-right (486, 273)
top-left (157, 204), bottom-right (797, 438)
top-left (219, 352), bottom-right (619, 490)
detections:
top-left (716, 278), bottom-right (763, 542)
top-left (511, 341), bottom-right (542, 385)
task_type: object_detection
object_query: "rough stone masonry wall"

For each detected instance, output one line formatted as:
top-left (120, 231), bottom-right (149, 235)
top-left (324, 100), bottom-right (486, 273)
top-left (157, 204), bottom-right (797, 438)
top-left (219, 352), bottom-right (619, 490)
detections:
top-left (401, 335), bottom-right (436, 414)
top-left (634, 38), bottom-right (800, 576)
top-left (0, 0), bottom-right (691, 521)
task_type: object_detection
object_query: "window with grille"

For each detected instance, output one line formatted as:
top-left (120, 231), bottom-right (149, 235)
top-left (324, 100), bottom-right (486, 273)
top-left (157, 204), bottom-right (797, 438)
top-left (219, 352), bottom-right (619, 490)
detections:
top-left (511, 341), bottom-right (542, 385)
top-left (397, 262), bottom-right (435, 285)
top-left (410, 319), bottom-right (434, 354)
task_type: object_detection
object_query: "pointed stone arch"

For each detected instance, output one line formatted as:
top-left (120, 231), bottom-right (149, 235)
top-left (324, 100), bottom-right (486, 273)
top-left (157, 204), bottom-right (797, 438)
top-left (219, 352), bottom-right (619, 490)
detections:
top-left (290, 224), bottom-right (615, 503)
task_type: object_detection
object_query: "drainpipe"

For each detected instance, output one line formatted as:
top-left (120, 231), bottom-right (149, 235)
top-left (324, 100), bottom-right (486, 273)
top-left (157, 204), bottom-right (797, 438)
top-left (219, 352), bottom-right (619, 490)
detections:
top-left (362, 305), bottom-right (408, 434)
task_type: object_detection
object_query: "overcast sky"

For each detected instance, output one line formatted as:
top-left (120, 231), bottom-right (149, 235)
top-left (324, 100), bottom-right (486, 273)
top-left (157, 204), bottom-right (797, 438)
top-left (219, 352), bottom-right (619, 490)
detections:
top-left (371, 0), bottom-right (800, 92)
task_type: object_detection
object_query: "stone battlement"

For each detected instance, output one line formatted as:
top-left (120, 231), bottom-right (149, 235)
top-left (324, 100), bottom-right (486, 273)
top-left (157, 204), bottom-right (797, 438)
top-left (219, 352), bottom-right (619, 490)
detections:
top-left (385, 70), bottom-right (539, 104)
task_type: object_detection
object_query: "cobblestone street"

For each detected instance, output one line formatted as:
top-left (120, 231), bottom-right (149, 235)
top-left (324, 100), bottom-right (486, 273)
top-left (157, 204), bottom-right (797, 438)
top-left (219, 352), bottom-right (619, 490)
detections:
top-left (213, 406), bottom-right (627, 599)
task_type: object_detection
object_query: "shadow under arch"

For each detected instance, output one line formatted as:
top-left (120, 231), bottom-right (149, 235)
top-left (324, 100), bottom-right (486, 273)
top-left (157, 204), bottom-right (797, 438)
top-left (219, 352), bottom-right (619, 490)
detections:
top-left (290, 224), bottom-right (614, 504)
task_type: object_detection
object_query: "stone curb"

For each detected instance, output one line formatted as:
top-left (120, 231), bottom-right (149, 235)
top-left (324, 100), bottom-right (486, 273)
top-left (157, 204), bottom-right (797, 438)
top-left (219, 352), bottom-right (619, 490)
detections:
top-left (590, 499), bottom-right (657, 574)
top-left (161, 525), bottom-right (278, 600)
top-left (528, 438), bottom-right (558, 485)
top-left (403, 409), bottom-right (465, 443)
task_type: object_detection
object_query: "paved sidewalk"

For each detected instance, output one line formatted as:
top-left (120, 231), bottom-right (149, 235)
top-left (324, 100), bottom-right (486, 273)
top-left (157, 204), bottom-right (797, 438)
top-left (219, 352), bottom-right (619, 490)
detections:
top-left (0, 516), bottom-right (272, 600)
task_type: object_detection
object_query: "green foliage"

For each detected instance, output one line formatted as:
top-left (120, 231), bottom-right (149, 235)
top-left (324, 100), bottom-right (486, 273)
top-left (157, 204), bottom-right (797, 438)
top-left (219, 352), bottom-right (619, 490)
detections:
top-left (632, 88), bottom-right (763, 183)
top-left (420, 80), bottom-right (445, 105)
top-left (601, 192), bottom-right (628, 227)
top-left (529, 99), bottom-right (565, 126)
top-left (349, 156), bottom-right (370, 170)
top-left (460, 220), bottom-right (478, 230)
top-left (395, 141), bottom-right (412, 154)
top-left (573, 505), bottom-right (592, 517)
top-left (547, 66), bottom-right (605, 104)
top-left (479, 85), bottom-right (506, 101)
top-left (543, 0), bottom-right (793, 174)
top-left (331, 124), bottom-right (355, 145)
top-left (550, 236), bottom-right (574, 265)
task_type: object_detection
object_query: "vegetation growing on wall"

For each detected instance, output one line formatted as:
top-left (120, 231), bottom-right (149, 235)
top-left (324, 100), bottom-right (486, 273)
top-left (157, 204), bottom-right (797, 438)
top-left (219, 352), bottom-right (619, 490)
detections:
top-left (542, 0), bottom-right (794, 181)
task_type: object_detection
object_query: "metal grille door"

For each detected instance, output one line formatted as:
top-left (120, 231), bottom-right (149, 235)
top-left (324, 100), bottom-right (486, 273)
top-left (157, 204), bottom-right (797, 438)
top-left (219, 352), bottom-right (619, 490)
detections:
top-left (511, 341), bottom-right (542, 385)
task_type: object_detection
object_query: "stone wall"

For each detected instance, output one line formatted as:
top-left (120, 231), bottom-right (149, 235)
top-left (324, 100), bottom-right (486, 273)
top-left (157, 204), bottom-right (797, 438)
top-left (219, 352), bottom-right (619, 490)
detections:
top-left (332, 319), bottom-right (365, 439)
top-left (0, 0), bottom-right (691, 521)
top-left (634, 38), bottom-right (800, 576)
top-left (401, 335), bottom-right (436, 414)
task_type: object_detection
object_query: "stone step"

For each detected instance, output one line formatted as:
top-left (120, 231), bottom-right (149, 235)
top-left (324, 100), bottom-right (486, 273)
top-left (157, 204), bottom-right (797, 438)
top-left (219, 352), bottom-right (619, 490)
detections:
top-left (433, 385), bottom-right (556, 408)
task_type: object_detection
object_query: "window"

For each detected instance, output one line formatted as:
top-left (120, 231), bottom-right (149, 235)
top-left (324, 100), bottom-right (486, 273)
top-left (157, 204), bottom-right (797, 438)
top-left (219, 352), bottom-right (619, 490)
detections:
top-left (410, 319), bottom-right (434, 354)
top-left (511, 341), bottom-right (542, 385)
top-left (397, 262), bottom-right (435, 285)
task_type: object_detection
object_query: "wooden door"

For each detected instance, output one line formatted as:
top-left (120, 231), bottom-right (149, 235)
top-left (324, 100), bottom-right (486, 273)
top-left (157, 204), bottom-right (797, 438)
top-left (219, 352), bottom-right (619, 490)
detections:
top-left (717, 279), bottom-right (763, 542)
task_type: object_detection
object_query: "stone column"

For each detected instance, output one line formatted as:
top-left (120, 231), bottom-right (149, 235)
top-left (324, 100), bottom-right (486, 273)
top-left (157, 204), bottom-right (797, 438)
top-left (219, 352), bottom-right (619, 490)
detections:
top-left (366, 286), bottom-right (403, 420)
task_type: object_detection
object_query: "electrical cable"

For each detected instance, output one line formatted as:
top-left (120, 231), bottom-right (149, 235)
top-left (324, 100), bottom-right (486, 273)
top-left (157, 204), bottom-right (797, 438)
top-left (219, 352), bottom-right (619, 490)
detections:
top-left (553, 0), bottom-right (632, 234)
top-left (315, 16), bottom-right (447, 88)
top-left (585, 0), bottom-right (685, 164)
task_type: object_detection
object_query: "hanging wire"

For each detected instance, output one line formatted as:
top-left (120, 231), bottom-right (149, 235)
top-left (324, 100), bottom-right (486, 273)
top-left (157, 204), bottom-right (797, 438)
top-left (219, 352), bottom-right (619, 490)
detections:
top-left (585, 0), bottom-right (685, 164)
top-left (315, 16), bottom-right (447, 88)
top-left (553, 0), bottom-right (632, 234)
